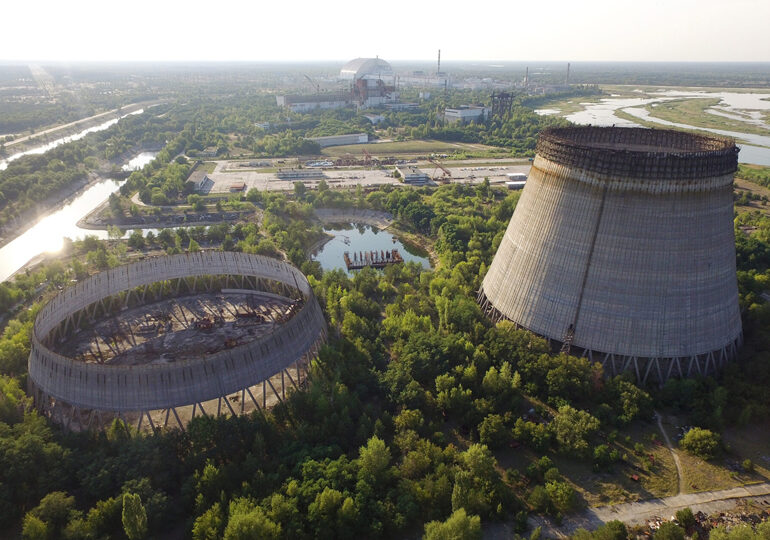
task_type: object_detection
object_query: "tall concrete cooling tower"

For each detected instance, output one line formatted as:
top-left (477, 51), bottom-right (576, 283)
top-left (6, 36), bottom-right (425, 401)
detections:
top-left (478, 127), bottom-right (742, 383)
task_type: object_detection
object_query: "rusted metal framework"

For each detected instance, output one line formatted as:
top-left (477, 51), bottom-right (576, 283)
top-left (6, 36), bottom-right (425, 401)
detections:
top-left (490, 91), bottom-right (515, 119)
top-left (479, 127), bottom-right (742, 383)
top-left (28, 252), bottom-right (327, 431)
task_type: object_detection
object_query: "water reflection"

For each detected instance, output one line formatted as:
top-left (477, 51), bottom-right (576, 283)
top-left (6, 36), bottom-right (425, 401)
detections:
top-left (0, 151), bottom-right (157, 282)
top-left (313, 224), bottom-right (430, 274)
top-left (558, 91), bottom-right (770, 166)
top-left (0, 109), bottom-right (144, 171)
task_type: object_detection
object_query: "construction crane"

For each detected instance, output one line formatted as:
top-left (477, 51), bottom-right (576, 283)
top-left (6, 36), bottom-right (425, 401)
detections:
top-left (428, 157), bottom-right (452, 183)
top-left (303, 74), bottom-right (320, 93)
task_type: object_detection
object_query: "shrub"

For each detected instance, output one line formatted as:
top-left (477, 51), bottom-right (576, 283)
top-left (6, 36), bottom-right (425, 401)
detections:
top-left (679, 428), bottom-right (720, 460)
top-left (653, 521), bottom-right (685, 540)
top-left (675, 507), bottom-right (695, 530)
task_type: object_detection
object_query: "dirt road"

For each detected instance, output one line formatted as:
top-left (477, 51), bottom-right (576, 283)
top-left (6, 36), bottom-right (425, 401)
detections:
top-left (525, 482), bottom-right (770, 538)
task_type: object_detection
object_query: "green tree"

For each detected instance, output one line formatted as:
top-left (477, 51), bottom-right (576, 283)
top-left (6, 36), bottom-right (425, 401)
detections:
top-left (551, 405), bottom-right (600, 456)
top-left (21, 514), bottom-right (49, 540)
top-left (478, 414), bottom-right (508, 449)
top-left (358, 436), bottom-right (391, 482)
top-left (423, 508), bottom-right (481, 540)
top-left (653, 521), bottom-right (685, 540)
top-left (28, 491), bottom-right (76, 535)
top-left (122, 493), bottom-right (147, 540)
top-left (127, 230), bottom-right (145, 250)
top-left (675, 507), bottom-right (695, 530)
top-left (679, 428), bottom-right (720, 459)
top-left (224, 499), bottom-right (280, 540)
top-left (107, 225), bottom-right (124, 240)
top-left (193, 503), bottom-right (224, 540)
top-left (545, 481), bottom-right (576, 514)
top-left (188, 238), bottom-right (201, 253)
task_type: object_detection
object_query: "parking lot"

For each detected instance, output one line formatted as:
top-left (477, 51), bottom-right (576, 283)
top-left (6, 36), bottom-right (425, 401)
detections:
top-left (204, 160), bottom-right (532, 193)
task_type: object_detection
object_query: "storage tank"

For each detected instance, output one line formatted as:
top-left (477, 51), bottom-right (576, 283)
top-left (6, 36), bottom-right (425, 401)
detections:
top-left (478, 127), bottom-right (742, 383)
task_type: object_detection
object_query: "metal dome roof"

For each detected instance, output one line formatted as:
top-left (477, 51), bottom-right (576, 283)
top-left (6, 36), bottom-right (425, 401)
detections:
top-left (340, 58), bottom-right (393, 80)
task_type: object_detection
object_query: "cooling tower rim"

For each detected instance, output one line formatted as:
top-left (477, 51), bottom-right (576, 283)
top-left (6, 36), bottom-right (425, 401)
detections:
top-left (537, 127), bottom-right (738, 180)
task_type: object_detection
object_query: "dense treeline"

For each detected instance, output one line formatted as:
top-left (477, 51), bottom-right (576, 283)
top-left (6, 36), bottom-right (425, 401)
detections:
top-left (0, 184), bottom-right (655, 538)
top-left (1, 182), bottom-right (770, 537)
top-left (0, 108), bottom-right (180, 231)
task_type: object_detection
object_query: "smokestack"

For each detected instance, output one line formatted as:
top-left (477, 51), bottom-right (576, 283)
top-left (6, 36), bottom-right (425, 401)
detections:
top-left (437, 49), bottom-right (441, 75)
top-left (566, 62), bottom-right (570, 85)
top-left (525, 66), bottom-right (529, 87)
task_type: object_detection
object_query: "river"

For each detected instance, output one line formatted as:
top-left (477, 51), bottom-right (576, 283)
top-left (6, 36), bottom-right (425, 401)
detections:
top-left (0, 109), bottom-right (145, 171)
top-left (0, 151), bottom-right (157, 283)
top-left (536, 89), bottom-right (770, 166)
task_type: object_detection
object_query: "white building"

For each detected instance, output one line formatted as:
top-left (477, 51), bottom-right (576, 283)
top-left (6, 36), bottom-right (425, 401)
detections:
top-left (276, 93), bottom-right (351, 113)
top-left (444, 106), bottom-right (489, 124)
top-left (186, 171), bottom-right (213, 193)
top-left (306, 133), bottom-right (369, 148)
top-left (397, 165), bottom-right (431, 185)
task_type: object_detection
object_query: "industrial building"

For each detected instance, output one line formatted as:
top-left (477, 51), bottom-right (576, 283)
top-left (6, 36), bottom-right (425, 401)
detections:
top-left (275, 92), bottom-right (352, 113)
top-left (28, 252), bottom-right (327, 430)
top-left (444, 106), bottom-right (489, 124)
top-left (340, 57), bottom-right (399, 109)
top-left (307, 132), bottom-right (369, 148)
top-left (397, 165), bottom-right (431, 185)
top-left (186, 170), bottom-right (213, 193)
top-left (478, 127), bottom-right (742, 383)
top-left (275, 169), bottom-right (327, 180)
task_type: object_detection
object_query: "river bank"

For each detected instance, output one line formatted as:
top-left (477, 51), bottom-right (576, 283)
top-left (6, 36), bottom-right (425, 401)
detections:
top-left (1, 101), bottom-right (159, 155)
top-left (0, 146), bottom-right (160, 250)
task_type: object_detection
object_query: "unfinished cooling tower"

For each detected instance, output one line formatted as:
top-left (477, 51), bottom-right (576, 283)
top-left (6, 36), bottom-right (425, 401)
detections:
top-left (478, 127), bottom-right (742, 383)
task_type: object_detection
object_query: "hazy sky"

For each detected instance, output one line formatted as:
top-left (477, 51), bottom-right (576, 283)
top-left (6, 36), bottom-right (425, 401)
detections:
top-left (3, 0), bottom-right (768, 62)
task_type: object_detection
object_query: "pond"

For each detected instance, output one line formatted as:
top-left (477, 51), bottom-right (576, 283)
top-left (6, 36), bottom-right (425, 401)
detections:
top-left (312, 224), bottom-right (431, 274)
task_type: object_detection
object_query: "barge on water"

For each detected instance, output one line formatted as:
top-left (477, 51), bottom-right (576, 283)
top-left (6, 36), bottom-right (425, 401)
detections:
top-left (344, 249), bottom-right (404, 270)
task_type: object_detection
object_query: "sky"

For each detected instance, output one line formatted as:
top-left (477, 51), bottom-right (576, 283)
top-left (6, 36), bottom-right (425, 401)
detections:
top-left (2, 0), bottom-right (769, 63)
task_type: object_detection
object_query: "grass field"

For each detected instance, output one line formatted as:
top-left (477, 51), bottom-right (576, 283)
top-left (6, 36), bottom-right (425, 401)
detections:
top-left (645, 98), bottom-right (770, 137)
top-left (197, 161), bottom-right (216, 173)
top-left (660, 415), bottom-right (770, 493)
top-left (493, 419), bottom-right (678, 508)
top-left (533, 95), bottom-right (604, 116)
top-left (320, 139), bottom-right (503, 157)
top-left (734, 178), bottom-right (770, 216)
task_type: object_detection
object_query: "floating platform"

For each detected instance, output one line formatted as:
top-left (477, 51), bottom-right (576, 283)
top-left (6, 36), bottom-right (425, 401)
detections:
top-left (344, 249), bottom-right (403, 270)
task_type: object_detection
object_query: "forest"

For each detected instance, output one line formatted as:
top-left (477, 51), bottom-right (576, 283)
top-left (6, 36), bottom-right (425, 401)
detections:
top-left (0, 65), bottom-right (768, 538)
top-left (0, 174), bottom-right (769, 539)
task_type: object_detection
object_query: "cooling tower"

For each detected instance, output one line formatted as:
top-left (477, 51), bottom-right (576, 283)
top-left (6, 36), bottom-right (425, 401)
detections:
top-left (479, 127), bottom-right (742, 383)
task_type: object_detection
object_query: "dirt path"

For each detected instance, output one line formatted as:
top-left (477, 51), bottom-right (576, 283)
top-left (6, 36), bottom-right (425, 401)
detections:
top-left (522, 483), bottom-right (770, 538)
top-left (656, 410), bottom-right (685, 495)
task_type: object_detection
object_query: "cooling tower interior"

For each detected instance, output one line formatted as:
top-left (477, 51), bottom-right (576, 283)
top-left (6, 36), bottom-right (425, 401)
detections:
top-left (478, 127), bottom-right (742, 383)
top-left (28, 252), bottom-right (327, 431)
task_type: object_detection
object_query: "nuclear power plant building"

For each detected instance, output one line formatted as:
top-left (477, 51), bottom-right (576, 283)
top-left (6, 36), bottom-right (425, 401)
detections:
top-left (479, 127), bottom-right (742, 383)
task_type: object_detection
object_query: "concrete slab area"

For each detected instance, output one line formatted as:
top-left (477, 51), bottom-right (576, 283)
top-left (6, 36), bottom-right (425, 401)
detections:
top-left (203, 160), bottom-right (532, 193)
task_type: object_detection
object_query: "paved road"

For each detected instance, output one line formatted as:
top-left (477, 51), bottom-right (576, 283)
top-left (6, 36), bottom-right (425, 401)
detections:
top-left (526, 483), bottom-right (770, 537)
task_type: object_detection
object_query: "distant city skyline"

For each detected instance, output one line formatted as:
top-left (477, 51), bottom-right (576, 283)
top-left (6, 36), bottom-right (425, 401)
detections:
top-left (4, 0), bottom-right (769, 63)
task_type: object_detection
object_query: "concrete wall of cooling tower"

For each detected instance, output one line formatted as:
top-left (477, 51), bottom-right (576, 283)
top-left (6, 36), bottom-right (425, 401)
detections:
top-left (481, 127), bottom-right (742, 369)
top-left (28, 252), bottom-right (327, 412)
